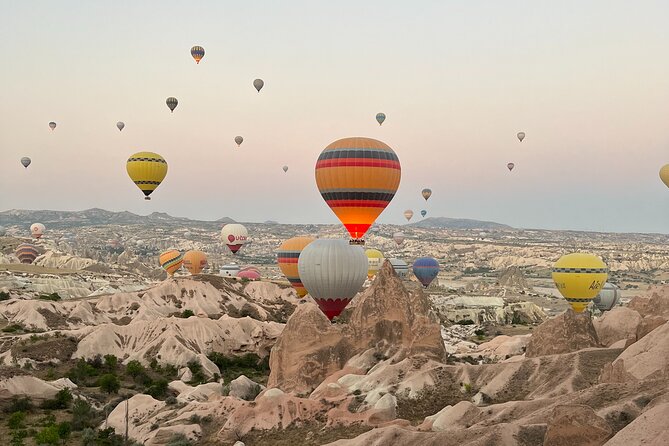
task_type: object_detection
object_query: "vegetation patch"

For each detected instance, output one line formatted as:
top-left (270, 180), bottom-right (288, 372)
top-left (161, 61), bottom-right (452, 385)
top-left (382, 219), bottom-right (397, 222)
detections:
top-left (207, 352), bottom-right (270, 384)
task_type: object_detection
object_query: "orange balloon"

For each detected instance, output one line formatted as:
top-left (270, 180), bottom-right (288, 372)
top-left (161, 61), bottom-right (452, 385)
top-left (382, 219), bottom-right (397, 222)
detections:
top-left (276, 236), bottom-right (315, 297)
top-left (315, 137), bottom-right (401, 240)
top-left (183, 250), bottom-right (207, 275)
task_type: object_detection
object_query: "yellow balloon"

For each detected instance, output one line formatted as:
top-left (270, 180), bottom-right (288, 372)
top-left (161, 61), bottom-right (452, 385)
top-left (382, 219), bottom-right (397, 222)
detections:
top-left (552, 253), bottom-right (608, 313)
top-left (365, 248), bottom-right (384, 279)
top-left (183, 250), bottom-right (207, 275)
top-left (126, 152), bottom-right (168, 200)
top-left (659, 165), bottom-right (669, 188)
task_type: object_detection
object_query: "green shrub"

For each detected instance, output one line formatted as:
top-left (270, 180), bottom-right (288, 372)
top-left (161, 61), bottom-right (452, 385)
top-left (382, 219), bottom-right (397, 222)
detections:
top-left (104, 354), bottom-right (118, 370)
top-left (2, 324), bottom-right (23, 333)
top-left (98, 374), bottom-right (120, 394)
top-left (8, 411), bottom-right (26, 429)
top-left (456, 319), bottom-right (475, 325)
top-left (126, 360), bottom-right (145, 378)
top-left (146, 379), bottom-right (169, 399)
top-left (34, 425), bottom-right (60, 445)
top-left (166, 433), bottom-right (192, 446)
top-left (66, 359), bottom-right (99, 385)
top-left (0, 291), bottom-right (11, 301)
top-left (6, 397), bottom-right (33, 413)
top-left (181, 309), bottom-right (195, 318)
top-left (41, 388), bottom-right (73, 410)
top-left (186, 360), bottom-right (206, 385)
top-left (71, 398), bottom-right (97, 431)
top-left (38, 293), bottom-right (61, 301)
top-left (57, 421), bottom-right (71, 439)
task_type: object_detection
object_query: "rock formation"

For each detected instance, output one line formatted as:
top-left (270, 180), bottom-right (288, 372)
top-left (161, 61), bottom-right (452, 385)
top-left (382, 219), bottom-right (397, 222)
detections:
top-left (526, 309), bottom-right (600, 357)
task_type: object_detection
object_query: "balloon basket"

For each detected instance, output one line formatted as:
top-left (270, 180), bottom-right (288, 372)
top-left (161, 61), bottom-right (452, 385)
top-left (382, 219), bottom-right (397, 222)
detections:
top-left (349, 239), bottom-right (365, 246)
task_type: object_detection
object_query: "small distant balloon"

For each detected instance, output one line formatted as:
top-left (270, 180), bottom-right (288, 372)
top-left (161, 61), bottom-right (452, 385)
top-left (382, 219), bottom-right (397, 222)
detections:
top-left (659, 165), bottom-right (669, 189)
top-left (283, 165), bottom-right (288, 173)
top-left (166, 97), bottom-right (178, 113)
top-left (392, 232), bottom-right (405, 246)
top-left (21, 157), bottom-right (31, 168)
top-left (421, 210), bottom-right (427, 218)
top-left (117, 122), bottom-right (125, 131)
top-left (507, 163), bottom-right (515, 171)
top-left (235, 136), bottom-right (243, 147)
top-left (49, 122), bottom-right (56, 131)
top-left (376, 113), bottom-right (386, 126)
top-left (190, 45), bottom-right (205, 64)
top-left (404, 210), bottom-right (414, 222)
top-left (253, 79), bottom-right (264, 92)
top-left (517, 132), bottom-right (525, 142)
top-left (422, 188), bottom-right (432, 201)
top-left (30, 223), bottom-right (45, 239)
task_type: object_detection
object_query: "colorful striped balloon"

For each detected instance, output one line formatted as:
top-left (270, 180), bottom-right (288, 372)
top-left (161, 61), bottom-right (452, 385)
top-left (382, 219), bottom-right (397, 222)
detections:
top-left (190, 46), bottom-right (205, 64)
top-left (159, 249), bottom-right (183, 276)
top-left (276, 236), bottom-right (315, 297)
top-left (413, 257), bottom-right (440, 287)
top-left (315, 137), bottom-right (401, 241)
top-left (16, 243), bottom-right (39, 264)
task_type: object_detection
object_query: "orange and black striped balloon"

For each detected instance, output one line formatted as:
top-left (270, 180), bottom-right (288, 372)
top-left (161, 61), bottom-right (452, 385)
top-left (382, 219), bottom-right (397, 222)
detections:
top-left (276, 236), bottom-right (315, 297)
top-left (315, 137), bottom-right (401, 240)
top-left (159, 249), bottom-right (183, 276)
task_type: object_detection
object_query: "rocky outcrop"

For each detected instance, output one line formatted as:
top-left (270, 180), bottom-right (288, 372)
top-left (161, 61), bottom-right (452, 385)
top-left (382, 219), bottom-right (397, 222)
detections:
top-left (229, 375), bottom-right (265, 401)
top-left (0, 375), bottom-right (77, 400)
top-left (593, 307), bottom-right (642, 347)
top-left (543, 404), bottom-right (612, 446)
top-left (268, 261), bottom-right (445, 393)
top-left (526, 309), bottom-right (600, 358)
top-left (606, 399), bottom-right (669, 445)
top-left (495, 266), bottom-right (531, 290)
top-left (628, 286), bottom-right (669, 318)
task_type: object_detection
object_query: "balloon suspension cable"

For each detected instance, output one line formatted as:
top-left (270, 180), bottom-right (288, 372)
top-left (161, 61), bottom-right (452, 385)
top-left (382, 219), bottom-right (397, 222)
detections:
top-left (349, 238), bottom-right (365, 246)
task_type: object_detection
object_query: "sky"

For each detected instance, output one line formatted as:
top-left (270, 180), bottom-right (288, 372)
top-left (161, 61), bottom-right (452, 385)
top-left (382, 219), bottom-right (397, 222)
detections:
top-left (1, 1), bottom-right (669, 233)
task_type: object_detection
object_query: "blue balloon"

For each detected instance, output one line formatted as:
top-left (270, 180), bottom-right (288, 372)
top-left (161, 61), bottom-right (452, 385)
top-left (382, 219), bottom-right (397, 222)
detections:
top-left (421, 210), bottom-right (427, 217)
top-left (413, 257), bottom-right (439, 287)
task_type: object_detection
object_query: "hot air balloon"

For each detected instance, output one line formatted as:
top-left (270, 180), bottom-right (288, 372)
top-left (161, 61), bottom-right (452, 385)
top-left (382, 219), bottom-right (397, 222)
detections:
top-left (276, 236), bottom-right (315, 297)
top-left (166, 97), bottom-right (178, 113)
top-left (659, 165), bottom-right (669, 189)
top-left (592, 283), bottom-right (621, 312)
top-left (126, 152), bottom-right (168, 200)
top-left (159, 249), bottom-right (183, 276)
top-left (283, 165), bottom-right (288, 173)
top-left (376, 113), bottom-right (386, 126)
top-left (49, 122), bottom-right (56, 131)
top-left (190, 46), bottom-right (205, 64)
top-left (365, 249), bottom-right (384, 279)
top-left (389, 258), bottom-right (409, 277)
top-left (413, 257), bottom-right (439, 287)
top-left (253, 79), bottom-right (264, 92)
top-left (404, 210), bottom-right (414, 221)
top-left (30, 223), bottom-right (45, 239)
top-left (422, 188), bottom-right (432, 200)
top-left (221, 224), bottom-right (248, 254)
top-left (183, 250), bottom-right (207, 275)
top-left (507, 163), bottom-right (515, 171)
top-left (298, 239), bottom-right (367, 320)
top-left (517, 132), bottom-right (525, 142)
top-left (393, 232), bottom-right (405, 245)
top-left (0, 226), bottom-right (6, 236)
top-left (421, 210), bottom-right (427, 218)
top-left (117, 122), bottom-right (125, 131)
top-left (21, 157), bottom-right (31, 168)
top-left (220, 264), bottom-right (240, 277)
top-left (234, 136), bottom-right (243, 147)
top-left (15, 243), bottom-right (39, 264)
top-left (238, 270), bottom-right (260, 280)
top-left (552, 253), bottom-right (608, 313)
top-left (316, 137), bottom-right (401, 243)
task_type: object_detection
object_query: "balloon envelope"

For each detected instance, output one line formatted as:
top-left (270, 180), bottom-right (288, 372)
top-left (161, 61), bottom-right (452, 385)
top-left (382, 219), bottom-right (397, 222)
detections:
top-left (404, 210), bottom-right (414, 221)
top-left (552, 253), bottom-right (608, 312)
top-left (117, 122), bottom-right (125, 131)
top-left (21, 157), bottom-right (31, 168)
top-left (126, 152), bottom-right (168, 200)
top-left (235, 136), bottom-right (243, 146)
top-left (159, 249), bottom-right (183, 276)
top-left (592, 283), bottom-right (621, 312)
top-left (365, 248), bottom-right (384, 279)
top-left (298, 239), bottom-right (367, 320)
top-left (16, 243), bottom-right (39, 264)
top-left (30, 223), bottom-right (45, 239)
top-left (507, 163), bottom-right (515, 171)
top-left (517, 132), bottom-right (525, 142)
top-left (421, 210), bottom-right (427, 218)
top-left (376, 113), bottom-right (386, 125)
top-left (221, 224), bottom-right (248, 254)
top-left (283, 165), bottom-right (288, 173)
top-left (659, 165), bottom-right (669, 188)
top-left (421, 188), bottom-right (432, 200)
top-left (183, 250), bottom-right (207, 275)
top-left (392, 232), bottom-right (405, 245)
top-left (413, 257), bottom-right (439, 287)
top-left (277, 236), bottom-right (315, 297)
top-left (253, 79), bottom-right (264, 92)
top-left (389, 258), bottom-right (409, 277)
top-left (49, 122), bottom-right (56, 130)
top-left (166, 97), bottom-right (178, 112)
top-left (315, 137), bottom-right (401, 241)
top-left (220, 264), bottom-right (240, 277)
top-left (190, 45), bottom-right (205, 64)
top-left (238, 270), bottom-right (260, 280)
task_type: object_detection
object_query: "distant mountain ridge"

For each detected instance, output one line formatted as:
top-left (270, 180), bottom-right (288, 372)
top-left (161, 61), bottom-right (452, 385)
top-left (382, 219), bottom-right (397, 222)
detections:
top-left (0, 208), bottom-right (236, 228)
top-left (410, 216), bottom-right (513, 230)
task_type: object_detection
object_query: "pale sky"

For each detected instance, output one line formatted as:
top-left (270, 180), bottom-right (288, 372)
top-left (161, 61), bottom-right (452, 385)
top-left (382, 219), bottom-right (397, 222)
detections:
top-left (1, 1), bottom-right (669, 233)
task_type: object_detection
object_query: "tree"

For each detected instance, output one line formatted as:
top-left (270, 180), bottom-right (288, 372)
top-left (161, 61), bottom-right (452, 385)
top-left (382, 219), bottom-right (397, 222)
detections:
top-left (7, 411), bottom-right (25, 429)
top-left (72, 398), bottom-right (96, 431)
top-left (104, 354), bottom-right (118, 370)
top-left (98, 374), bottom-right (120, 394)
top-left (146, 378), bottom-right (169, 399)
top-left (34, 425), bottom-right (60, 445)
top-left (126, 360), bottom-right (145, 378)
top-left (41, 388), bottom-right (73, 410)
